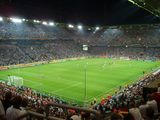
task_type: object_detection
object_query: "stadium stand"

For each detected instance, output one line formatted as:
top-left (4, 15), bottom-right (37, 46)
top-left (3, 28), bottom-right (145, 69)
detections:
top-left (0, 21), bottom-right (160, 66)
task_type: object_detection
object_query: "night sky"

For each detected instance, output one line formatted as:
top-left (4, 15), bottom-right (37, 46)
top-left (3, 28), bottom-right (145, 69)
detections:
top-left (0, 0), bottom-right (160, 26)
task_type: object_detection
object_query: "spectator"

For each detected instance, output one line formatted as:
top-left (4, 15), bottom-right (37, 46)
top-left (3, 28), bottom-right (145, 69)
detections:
top-left (139, 99), bottom-right (149, 119)
top-left (146, 94), bottom-right (158, 113)
top-left (157, 83), bottom-right (160, 93)
top-left (146, 106), bottom-right (154, 120)
top-left (0, 100), bottom-right (5, 120)
top-left (70, 114), bottom-right (81, 120)
top-left (2, 91), bottom-right (12, 113)
top-left (152, 92), bottom-right (160, 112)
top-left (129, 102), bottom-right (144, 120)
top-left (6, 96), bottom-right (24, 120)
top-left (110, 112), bottom-right (123, 120)
top-left (123, 113), bottom-right (134, 120)
top-left (20, 98), bottom-right (28, 111)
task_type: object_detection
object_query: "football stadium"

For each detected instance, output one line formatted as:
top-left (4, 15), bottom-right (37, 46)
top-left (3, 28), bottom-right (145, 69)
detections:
top-left (0, 0), bottom-right (160, 120)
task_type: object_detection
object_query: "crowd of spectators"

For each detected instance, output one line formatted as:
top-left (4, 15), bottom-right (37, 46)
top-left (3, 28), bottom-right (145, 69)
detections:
top-left (0, 41), bottom-right (159, 66)
top-left (74, 24), bottom-right (160, 47)
top-left (0, 81), bottom-right (98, 120)
top-left (92, 72), bottom-right (160, 120)
top-left (0, 21), bottom-right (72, 40)
top-left (0, 40), bottom-right (89, 66)
top-left (0, 21), bottom-right (160, 47)
top-left (0, 21), bottom-right (159, 66)
top-left (90, 47), bottom-right (160, 60)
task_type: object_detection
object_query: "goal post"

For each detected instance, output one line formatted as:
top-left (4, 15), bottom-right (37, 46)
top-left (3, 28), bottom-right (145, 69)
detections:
top-left (7, 76), bottom-right (23, 87)
top-left (83, 45), bottom-right (88, 51)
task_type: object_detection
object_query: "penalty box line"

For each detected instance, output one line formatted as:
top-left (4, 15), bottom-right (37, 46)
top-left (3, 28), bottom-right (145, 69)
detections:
top-left (51, 82), bottom-right (82, 93)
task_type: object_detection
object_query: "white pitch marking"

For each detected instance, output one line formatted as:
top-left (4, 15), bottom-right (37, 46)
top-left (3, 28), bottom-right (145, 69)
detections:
top-left (51, 82), bottom-right (82, 93)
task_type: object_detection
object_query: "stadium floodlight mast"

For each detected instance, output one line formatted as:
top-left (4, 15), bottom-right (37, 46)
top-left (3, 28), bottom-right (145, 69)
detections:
top-left (0, 17), bottom-right (3, 21)
top-left (10, 18), bottom-right (22, 23)
top-left (68, 24), bottom-right (74, 28)
top-left (77, 25), bottom-right (83, 30)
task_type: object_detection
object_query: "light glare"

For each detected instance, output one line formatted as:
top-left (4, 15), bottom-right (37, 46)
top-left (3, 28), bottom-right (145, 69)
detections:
top-left (42, 21), bottom-right (47, 25)
top-left (33, 20), bottom-right (40, 23)
top-left (10, 18), bottom-right (22, 23)
top-left (49, 22), bottom-right (54, 26)
top-left (96, 27), bottom-right (100, 30)
top-left (68, 24), bottom-right (74, 28)
top-left (78, 25), bottom-right (82, 30)
top-left (0, 17), bottom-right (3, 21)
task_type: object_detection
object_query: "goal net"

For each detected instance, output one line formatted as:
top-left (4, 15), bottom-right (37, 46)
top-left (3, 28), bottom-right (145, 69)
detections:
top-left (7, 76), bottom-right (23, 87)
top-left (83, 45), bottom-right (88, 51)
top-left (120, 57), bottom-right (130, 60)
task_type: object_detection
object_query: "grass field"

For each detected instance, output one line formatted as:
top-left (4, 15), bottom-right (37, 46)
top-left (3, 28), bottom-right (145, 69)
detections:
top-left (0, 58), bottom-right (159, 105)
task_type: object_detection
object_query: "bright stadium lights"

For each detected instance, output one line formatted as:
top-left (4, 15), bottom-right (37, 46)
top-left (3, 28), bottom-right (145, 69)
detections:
top-left (95, 26), bottom-right (100, 30)
top-left (33, 20), bottom-right (40, 23)
top-left (49, 22), bottom-right (55, 26)
top-left (88, 28), bottom-right (91, 31)
top-left (77, 25), bottom-right (83, 30)
top-left (42, 21), bottom-right (47, 25)
top-left (22, 19), bottom-right (25, 21)
top-left (68, 24), bottom-right (74, 28)
top-left (10, 18), bottom-right (22, 23)
top-left (0, 17), bottom-right (3, 21)
top-left (36, 20), bottom-right (40, 23)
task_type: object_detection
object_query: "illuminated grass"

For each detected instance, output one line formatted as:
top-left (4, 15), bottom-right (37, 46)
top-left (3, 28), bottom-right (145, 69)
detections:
top-left (0, 58), bottom-right (159, 105)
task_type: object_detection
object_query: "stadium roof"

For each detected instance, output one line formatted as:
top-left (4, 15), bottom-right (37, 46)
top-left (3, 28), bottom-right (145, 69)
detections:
top-left (128, 0), bottom-right (160, 17)
top-left (0, 0), bottom-right (160, 26)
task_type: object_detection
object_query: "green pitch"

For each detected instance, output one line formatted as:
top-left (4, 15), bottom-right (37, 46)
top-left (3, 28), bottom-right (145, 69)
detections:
top-left (0, 58), bottom-right (159, 105)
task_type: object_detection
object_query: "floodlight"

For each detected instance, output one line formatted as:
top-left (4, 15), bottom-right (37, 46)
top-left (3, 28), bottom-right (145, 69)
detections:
top-left (49, 22), bottom-right (54, 26)
top-left (77, 25), bottom-right (82, 30)
top-left (33, 20), bottom-right (40, 23)
top-left (42, 21), bottom-right (47, 25)
top-left (68, 24), bottom-right (74, 28)
top-left (22, 19), bottom-right (25, 21)
top-left (0, 17), bottom-right (3, 21)
top-left (10, 18), bottom-right (22, 23)
top-left (96, 27), bottom-right (100, 30)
